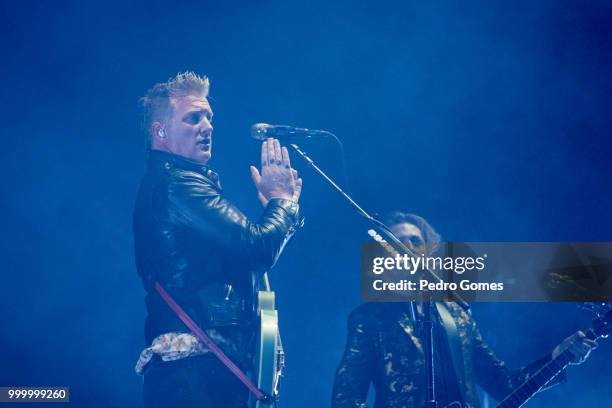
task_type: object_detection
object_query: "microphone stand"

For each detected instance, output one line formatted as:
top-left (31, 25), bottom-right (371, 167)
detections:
top-left (289, 143), bottom-right (470, 408)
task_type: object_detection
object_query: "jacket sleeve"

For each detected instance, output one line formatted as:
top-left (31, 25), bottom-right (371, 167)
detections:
top-left (471, 320), bottom-right (566, 402)
top-left (331, 308), bottom-right (374, 408)
top-left (165, 171), bottom-right (301, 272)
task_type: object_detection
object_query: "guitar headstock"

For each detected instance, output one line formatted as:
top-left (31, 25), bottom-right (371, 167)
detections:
top-left (367, 229), bottom-right (400, 257)
top-left (589, 303), bottom-right (612, 339)
top-left (579, 302), bottom-right (612, 315)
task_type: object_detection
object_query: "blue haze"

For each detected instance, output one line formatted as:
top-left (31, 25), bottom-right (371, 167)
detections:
top-left (1, 1), bottom-right (611, 406)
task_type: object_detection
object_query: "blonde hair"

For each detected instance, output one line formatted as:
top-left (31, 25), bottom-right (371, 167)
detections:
top-left (140, 71), bottom-right (210, 151)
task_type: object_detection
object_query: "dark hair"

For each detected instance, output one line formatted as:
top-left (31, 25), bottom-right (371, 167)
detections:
top-left (382, 211), bottom-right (441, 254)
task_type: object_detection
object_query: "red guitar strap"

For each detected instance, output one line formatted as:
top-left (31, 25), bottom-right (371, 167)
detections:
top-left (154, 282), bottom-right (272, 403)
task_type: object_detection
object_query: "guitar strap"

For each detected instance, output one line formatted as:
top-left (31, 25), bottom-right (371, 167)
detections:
top-left (154, 281), bottom-right (273, 404)
top-left (435, 302), bottom-right (468, 405)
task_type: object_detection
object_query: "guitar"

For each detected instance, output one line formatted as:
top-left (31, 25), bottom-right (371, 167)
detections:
top-left (367, 229), bottom-right (465, 408)
top-left (254, 272), bottom-right (285, 407)
top-left (496, 304), bottom-right (612, 408)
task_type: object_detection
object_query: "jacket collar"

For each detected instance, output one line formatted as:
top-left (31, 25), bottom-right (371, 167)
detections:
top-left (148, 150), bottom-right (210, 172)
top-left (147, 150), bottom-right (220, 184)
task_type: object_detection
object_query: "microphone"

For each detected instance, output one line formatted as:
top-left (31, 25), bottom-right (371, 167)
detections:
top-left (250, 123), bottom-right (335, 140)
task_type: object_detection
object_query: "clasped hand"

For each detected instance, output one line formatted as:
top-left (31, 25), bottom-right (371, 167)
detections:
top-left (250, 138), bottom-right (303, 207)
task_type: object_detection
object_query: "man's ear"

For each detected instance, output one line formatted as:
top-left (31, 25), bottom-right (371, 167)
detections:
top-left (151, 122), bottom-right (167, 149)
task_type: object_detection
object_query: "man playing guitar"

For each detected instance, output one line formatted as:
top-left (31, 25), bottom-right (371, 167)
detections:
top-left (332, 211), bottom-right (597, 408)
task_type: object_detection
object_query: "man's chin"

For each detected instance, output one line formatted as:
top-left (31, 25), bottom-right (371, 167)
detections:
top-left (163, 149), bottom-right (211, 164)
top-left (186, 149), bottom-right (211, 164)
top-left (195, 151), bottom-right (211, 164)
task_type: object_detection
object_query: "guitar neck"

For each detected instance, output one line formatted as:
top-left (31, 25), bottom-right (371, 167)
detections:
top-left (496, 351), bottom-right (572, 408)
top-left (261, 271), bottom-right (272, 292)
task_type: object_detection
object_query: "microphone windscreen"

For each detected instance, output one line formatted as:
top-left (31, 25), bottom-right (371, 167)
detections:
top-left (250, 123), bottom-right (270, 140)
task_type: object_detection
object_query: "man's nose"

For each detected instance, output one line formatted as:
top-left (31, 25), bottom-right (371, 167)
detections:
top-left (200, 120), bottom-right (213, 134)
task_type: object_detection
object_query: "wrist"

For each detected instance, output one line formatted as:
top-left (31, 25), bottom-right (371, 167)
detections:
top-left (267, 197), bottom-right (299, 215)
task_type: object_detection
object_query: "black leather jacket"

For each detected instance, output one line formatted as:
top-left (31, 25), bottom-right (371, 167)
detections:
top-left (133, 150), bottom-right (301, 360)
top-left (332, 302), bottom-right (565, 408)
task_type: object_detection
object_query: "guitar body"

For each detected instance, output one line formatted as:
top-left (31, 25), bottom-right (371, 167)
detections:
top-left (254, 274), bottom-right (284, 407)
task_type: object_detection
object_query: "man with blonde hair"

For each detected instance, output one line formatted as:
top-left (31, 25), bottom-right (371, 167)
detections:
top-left (133, 72), bottom-right (303, 407)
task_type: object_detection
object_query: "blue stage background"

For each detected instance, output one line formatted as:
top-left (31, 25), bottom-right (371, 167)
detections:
top-left (1, 1), bottom-right (611, 406)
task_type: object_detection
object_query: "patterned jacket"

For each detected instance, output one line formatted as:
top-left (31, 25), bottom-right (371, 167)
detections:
top-left (332, 302), bottom-right (565, 408)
